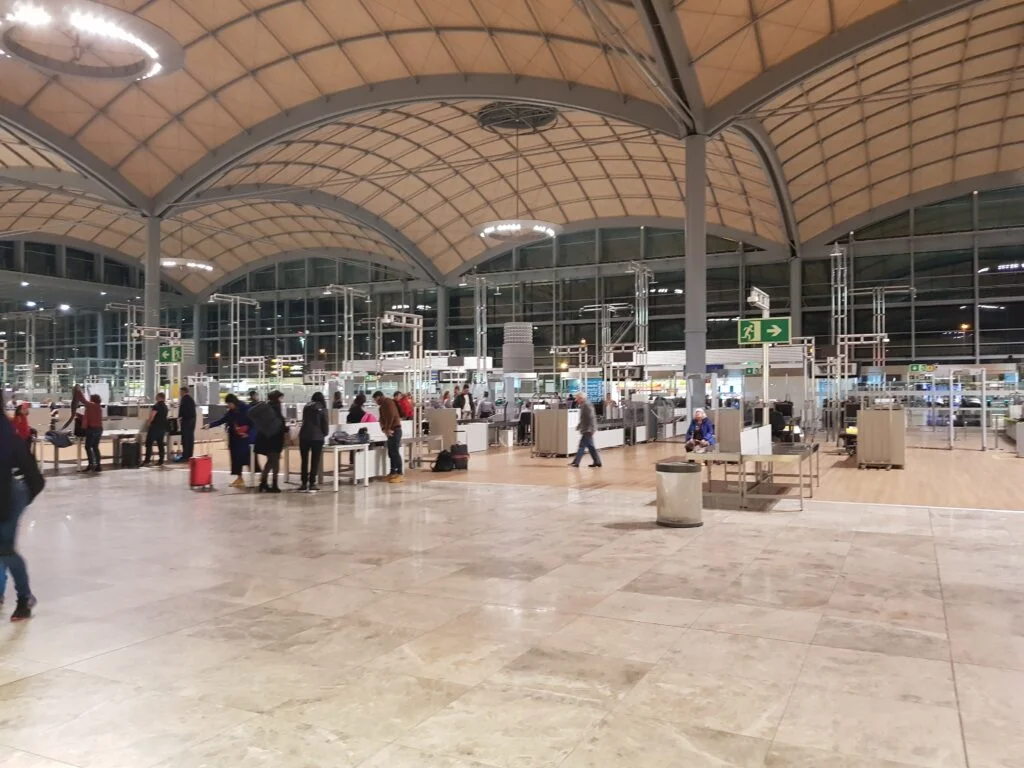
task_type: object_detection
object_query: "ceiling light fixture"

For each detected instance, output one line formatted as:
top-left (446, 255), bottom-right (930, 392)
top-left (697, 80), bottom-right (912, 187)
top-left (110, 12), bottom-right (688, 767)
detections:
top-left (474, 102), bottom-right (562, 247)
top-left (161, 257), bottom-right (214, 272)
top-left (0, 0), bottom-right (183, 81)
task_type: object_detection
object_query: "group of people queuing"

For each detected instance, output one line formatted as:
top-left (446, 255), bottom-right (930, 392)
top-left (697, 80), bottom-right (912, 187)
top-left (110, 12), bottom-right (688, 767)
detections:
top-left (435, 385), bottom-right (495, 419)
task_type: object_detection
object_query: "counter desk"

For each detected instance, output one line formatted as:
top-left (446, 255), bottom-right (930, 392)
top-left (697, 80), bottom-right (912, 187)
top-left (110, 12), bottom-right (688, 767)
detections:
top-left (532, 409), bottom-right (625, 457)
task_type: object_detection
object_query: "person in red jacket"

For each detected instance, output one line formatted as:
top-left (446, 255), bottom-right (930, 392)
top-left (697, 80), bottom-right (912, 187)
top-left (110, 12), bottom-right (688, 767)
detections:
top-left (81, 394), bottom-right (104, 473)
top-left (10, 404), bottom-right (31, 450)
top-left (394, 391), bottom-right (414, 420)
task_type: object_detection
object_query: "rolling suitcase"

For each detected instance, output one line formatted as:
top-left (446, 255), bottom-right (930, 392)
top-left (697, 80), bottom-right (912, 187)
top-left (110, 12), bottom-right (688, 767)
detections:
top-left (119, 441), bottom-right (141, 468)
top-left (451, 442), bottom-right (469, 470)
top-left (189, 455), bottom-right (214, 490)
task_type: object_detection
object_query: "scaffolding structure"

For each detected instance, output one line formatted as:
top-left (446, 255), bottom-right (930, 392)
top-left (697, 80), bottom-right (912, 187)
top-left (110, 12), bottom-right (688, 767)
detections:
top-left (208, 293), bottom-right (259, 385)
top-left (105, 301), bottom-right (142, 365)
top-left (849, 285), bottom-right (913, 368)
top-left (323, 284), bottom-right (369, 372)
top-left (2, 310), bottom-right (56, 400)
top-left (472, 277), bottom-right (488, 386)
top-left (0, 339), bottom-right (7, 390)
top-left (550, 344), bottom-right (589, 393)
top-left (378, 310), bottom-right (425, 463)
top-left (630, 262), bottom-right (652, 389)
top-left (238, 356), bottom-right (267, 389)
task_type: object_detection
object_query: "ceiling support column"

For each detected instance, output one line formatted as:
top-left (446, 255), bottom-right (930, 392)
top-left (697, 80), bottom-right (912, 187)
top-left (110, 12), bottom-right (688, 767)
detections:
top-left (144, 216), bottom-right (161, 400)
top-left (684, 135), bottom-right (708, 417)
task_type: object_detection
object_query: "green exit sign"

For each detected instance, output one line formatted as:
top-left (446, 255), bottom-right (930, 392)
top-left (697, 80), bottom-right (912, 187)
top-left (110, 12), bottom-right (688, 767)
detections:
top-left (158, 346), bottom-right (183, 364)
top-left (738, 317), bottom-right (791, 345)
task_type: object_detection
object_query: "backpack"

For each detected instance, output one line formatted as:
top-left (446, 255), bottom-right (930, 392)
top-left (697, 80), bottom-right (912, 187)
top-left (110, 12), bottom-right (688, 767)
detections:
top-left (45, 430), bottom-right (72, 448)
top-left (453, 393), bottom-right (466, 410)
top-left (248, 401), bottom-right (283, 437)
top-left (432, 449), bottom-right (455, 472)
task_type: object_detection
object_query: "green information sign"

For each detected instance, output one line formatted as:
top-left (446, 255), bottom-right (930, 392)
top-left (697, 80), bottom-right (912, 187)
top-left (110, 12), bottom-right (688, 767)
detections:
top-left (158, 346), bottom-right (183, 364)
top-left (909, 363), bottom-right (936, 373)
top-left (737, 317), bottom-right (791, 345)
top-left (745, 367), bottom-right (762, 376)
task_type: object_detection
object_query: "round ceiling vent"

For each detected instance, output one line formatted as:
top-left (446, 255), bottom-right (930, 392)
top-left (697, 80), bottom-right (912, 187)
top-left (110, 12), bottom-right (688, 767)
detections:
top-left (0, 0), bottom-right (184, 81)
top-left (476, 102), bottom-right (560, 134)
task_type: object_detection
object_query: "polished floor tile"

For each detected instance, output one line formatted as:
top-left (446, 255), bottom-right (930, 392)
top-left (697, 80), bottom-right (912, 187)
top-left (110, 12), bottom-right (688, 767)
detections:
top-left (1, 472), bottom-right (1021, 767)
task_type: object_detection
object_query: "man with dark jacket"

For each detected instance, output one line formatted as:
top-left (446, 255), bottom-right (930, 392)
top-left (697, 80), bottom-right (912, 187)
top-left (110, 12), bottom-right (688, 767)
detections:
top-left (0, 413), bottom-right (43, 621)
top-left (176, 385), bottom-right (197, 463)
top-left (143, 392), bottom-right (169, 466)
top-left (569, 392), bottom-right (602, 468)
top-left (298, 392), bottom-right (329, 493)
top-left (374, 390), bottom-right (403, 483)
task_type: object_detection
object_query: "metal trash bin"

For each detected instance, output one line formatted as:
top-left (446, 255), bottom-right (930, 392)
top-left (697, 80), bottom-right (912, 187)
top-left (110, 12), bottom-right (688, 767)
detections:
top-left (655, 458), bottom-right (703, 528)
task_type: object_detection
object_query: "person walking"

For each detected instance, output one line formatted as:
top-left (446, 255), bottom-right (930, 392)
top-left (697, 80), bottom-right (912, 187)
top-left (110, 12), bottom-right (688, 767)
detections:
top-left (142, 392), bottom-right (169, 467)
top-left (0, 412), bottom-right (43, 621)
top-left (346, 393), bottom-right (368, 424)
top-left (255, 391), bottom-right (285, 494)
top-left (569, 392), bottom-right (602, 468)
top-left (373, 390), bottom-right (403, 483)
top-left (176, 385), bottom-right (197, 463)
top-left (81, 394), bottom-right (104, 472)
top-left (298, 392), bottom-right (329, 493)
top-left (204, 394), bottom-right (252, 488)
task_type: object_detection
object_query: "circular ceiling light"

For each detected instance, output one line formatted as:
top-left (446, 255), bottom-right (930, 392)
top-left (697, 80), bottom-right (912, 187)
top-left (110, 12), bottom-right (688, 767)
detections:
top-left (161, 258), bottom-right (214, 273)
top-left (0, 0), bottom-right (183, 81)
top-left (475, 219), bottom-right (562, 245)
top-left (476, 102), bottom-right (560, 134)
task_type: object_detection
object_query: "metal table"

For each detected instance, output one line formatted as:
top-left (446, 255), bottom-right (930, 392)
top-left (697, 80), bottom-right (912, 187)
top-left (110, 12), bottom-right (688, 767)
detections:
top-left (686, 442), bottom-right (820, 510)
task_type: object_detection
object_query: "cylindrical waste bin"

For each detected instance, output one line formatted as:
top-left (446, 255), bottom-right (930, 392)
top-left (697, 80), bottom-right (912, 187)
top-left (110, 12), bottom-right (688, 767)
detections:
top-left (655, 459), bottom-right (703, 528)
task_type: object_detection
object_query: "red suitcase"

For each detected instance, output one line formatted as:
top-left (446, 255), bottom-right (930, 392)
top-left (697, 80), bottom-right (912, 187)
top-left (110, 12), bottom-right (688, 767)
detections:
top-left (189, 455), bottom-right (213, 490)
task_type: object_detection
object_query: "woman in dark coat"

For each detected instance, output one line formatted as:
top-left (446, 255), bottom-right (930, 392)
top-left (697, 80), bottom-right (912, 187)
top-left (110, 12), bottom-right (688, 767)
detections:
top-left (204, 394), bottom-right (252, 488)
top-left (346, 393), bottom-right (367, 424)
top-left (254, 390), bottom-right (285, 493)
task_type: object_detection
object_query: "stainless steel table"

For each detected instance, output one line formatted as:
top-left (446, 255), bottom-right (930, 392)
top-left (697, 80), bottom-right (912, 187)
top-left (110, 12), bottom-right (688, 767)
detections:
top-left (686, 442), bottom-right (820, 510)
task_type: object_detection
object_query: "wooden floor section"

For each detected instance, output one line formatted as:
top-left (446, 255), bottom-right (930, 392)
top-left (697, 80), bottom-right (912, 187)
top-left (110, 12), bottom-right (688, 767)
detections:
top-left (440, 438), bottom-right (1024, 512)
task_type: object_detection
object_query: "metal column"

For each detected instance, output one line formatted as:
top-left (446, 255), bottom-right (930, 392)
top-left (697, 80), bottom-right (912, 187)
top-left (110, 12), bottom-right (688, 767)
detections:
top-left (473, 277), bottom-right (488, 385)
top-left (789, 256), bottom-right (802, 336)
top-left (96, 311), bottom-right (104, 359)
top-left (13, 240), bottom-right (24, 272)
top-left (143, 216), bottom-right (161, 399)
top-left (435, 286), bottom-right (449, 350)
top-left (684, 134), bottom-right (708, 416)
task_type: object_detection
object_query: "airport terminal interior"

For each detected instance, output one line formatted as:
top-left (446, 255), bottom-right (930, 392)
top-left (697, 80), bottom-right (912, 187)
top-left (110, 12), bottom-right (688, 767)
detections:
top-left (1, 0), bottom-right (1024, 766)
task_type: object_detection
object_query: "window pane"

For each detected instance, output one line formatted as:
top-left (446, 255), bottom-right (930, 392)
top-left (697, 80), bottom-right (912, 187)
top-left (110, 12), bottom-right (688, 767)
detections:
top-left (66, 249), bottom-right (95, 281)
top-left (915, 304), bottom-right (974, 360)
top-left (913, 250), bottom-right (973, 300)
top-left (601, 228), bottom-right (640, 263)
top-left (279, 261), bottom-right (306, 289)
top-left (708, 235), bottom-right (739, 254)
top-left (914, 196), bottom-right (973, 235)
top-left (519, 241), bottom-right (552, 270)
top-left (979, 301), bottom-right (1024, 358)
top-left (0, 242), bottom-right (13, 270)
top-left (24, 243), bottom-right (56, 276)
top-left (977, 187), bottom-right (1024, 230)
top-left (558, 231), bottom-right (594, 267)
top-left (801, 260), bottom-right (830, 308)
top-left (105, 259), bottom-right (130, 286)
top-left (309, 258), bottom-right (337, 286)
top-left (448, 287), bottom-right (475, 325)
top-left (707, 265), bottom-right (739, 313)
top-left (649, 276), bottom-right (684, 313)
top-left (650, 319), bottom-right (684, 350)
top-left (855, 211), bottom-right (911, 240)
top-left (977, 245), bottom-right (1024, 299)
top-left (478, 251), bottom-right (512, 273)
top-left (647, 228), bottom-right (683, 260)
top-left (562, 277), bottom-right (597, 315)
top-left (250, 267), bottom-right (276, 291)
top-left (854, 252), bottom-right (912, 287)
top-left (745, 262), bottom-right (789, 307)
top-left (522, 282), bottom-right (554, 322)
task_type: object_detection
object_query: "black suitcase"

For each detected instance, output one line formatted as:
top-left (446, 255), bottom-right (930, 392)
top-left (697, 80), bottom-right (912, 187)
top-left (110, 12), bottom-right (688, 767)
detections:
top-left (120, 441), bottom-right (141, 468)
top-left (451, 442), bottom-right (469, 470)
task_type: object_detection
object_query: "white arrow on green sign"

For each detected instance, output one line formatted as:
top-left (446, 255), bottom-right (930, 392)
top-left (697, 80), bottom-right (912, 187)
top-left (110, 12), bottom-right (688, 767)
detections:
top-left (158, 346), bottom-right (183, 364)
top-left (737, 317), bottom-right (791, 345)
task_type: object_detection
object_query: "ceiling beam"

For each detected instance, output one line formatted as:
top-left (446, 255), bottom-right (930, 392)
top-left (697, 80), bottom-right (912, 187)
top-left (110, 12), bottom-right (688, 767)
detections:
top-left (0, 100), bottom-right (151, 212)
top-left (731, 120), bottom-right (800, 257)
top-left (705, 0), bottom-right (983, 133)
top-left (177, 185), bottom-right (444, 284)
top-left (631, 0), bottom-right (706, 133)
top-left (153, 75), bottom-right (678, 214)
top-left (0, 167), bottom-right (124, 204)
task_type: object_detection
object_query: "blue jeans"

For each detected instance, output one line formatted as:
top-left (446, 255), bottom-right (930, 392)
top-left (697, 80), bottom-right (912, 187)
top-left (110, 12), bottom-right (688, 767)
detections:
top-left (0, 479), bottom-right (32, 603)
top-left (572, 432), bottom-right (601, 466)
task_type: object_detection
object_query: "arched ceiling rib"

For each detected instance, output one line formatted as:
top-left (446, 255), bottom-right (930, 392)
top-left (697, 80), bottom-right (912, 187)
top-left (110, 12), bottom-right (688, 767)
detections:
top-left (194, 101), bottom-right (785, 276)
top-left (761, 0), bottom-right (1024, 243)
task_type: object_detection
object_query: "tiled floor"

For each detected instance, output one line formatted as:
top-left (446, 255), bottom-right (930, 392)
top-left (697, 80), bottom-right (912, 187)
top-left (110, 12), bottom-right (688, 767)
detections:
top-left (1, 469), bottom-right (1023, 767)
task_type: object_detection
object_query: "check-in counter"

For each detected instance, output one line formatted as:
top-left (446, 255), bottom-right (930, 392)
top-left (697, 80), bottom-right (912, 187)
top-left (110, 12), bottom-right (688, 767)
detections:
top-left (455, 421), bottom-right (489, 453)
top-left (533, 409), bottom-right (625, 456)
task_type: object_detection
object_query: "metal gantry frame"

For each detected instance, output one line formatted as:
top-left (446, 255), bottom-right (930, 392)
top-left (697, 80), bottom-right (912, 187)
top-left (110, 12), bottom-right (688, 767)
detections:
top-left (472, 276), bottom-right (488, 386)
top-left (581, 302), bottom-right (631, 398)
top-left (550, 344), bottom-right (589, 394)
top-left (238, 356), bottom-right (267, 389)
top-left (0, 338), bottom-right (7, 390)
top-left (323, 284), bottom-right (369, 373)
top-left (105, 301), bottom-right (142, 365)
top-left (208, 293), bottom-right (259, 386)
top-left (849, 285), bottom-right (914, 368)
top-left (377, 310), bottom-right (425, 462)
top-left (2, 309), bottom-right (58, 401)
top-left (132, 325), bottom-right (183, 399)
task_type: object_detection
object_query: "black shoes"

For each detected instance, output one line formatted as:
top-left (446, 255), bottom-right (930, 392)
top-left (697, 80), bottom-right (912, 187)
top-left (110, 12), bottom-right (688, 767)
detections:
top-left (258, 482), bottom-right (269, 493)
top-left (308, 485), bottom-right (320, 493)
top-left (268, 485), bottom-right (281, 494)
top-left (568, 462), bottom-right (579, 467)
top-left (11, 596), bottom-right (35, 622)
top-left (589, 464), bottom-right (602, 468)
top-left (297, 484), bottom-right (307, 492)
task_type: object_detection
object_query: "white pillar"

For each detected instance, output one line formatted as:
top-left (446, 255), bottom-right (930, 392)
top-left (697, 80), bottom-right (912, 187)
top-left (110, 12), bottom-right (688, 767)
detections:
top-left (684, 135), bottom-right (707, 416)
top-left (143, 216), bottom-right (161, 399)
